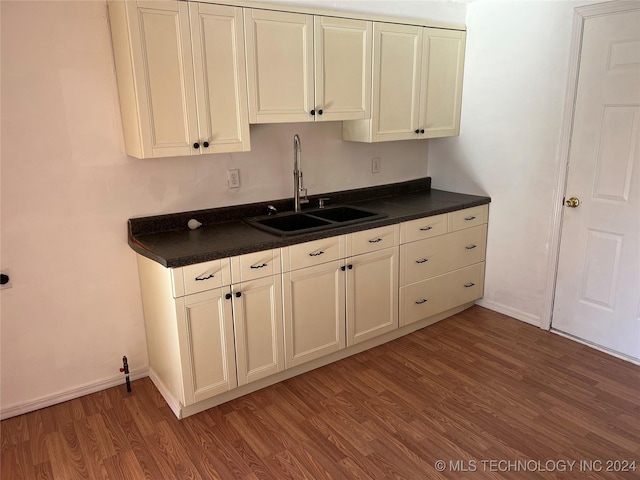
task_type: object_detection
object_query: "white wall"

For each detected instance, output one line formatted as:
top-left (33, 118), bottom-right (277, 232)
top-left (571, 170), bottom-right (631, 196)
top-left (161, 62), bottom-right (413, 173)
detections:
top-left (0, 0), bottom-right (440, 416)
top-left (428, 0), bottom-right (599, 326)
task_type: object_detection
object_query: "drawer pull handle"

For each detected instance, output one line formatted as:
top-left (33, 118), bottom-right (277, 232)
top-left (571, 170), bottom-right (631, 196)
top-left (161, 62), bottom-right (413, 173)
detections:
top-left (465, 245), bottom-right (477, 250)
top-left (369, 238), bottom-right (382, 243)
top-left (415, 298), bottom-right (428, 305)
top-left (250, 263), bottom-right (268, 269)
top-left (195, 273), bottom-right (215, 281)
top-left (415, 258), bottom-right (429, 264)
top-left (419, 226), bottom-right (433, 231)
top-left (309, 250), bottom-right (325, 257)
top-left (464, 282), bottom-right (475, 288)
top-left (464, 216), bottom-right (477, 221)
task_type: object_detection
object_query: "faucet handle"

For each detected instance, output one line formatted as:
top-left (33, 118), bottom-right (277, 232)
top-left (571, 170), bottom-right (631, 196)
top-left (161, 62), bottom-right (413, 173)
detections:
top-left (299, 188), bottom-right (309, 204)
top-left (318, 197), bottom-right (330, 208)
top-left (266, 204), bottom-right (278, 215)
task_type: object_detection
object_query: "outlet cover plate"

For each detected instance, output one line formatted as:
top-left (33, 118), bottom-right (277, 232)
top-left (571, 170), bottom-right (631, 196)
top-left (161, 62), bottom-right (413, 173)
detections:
top-left (227, 169), bottom-right (240, 189)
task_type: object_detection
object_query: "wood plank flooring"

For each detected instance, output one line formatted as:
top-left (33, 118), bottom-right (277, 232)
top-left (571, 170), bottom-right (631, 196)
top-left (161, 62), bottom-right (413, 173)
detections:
top-left (2, 306), bottom-right (639, 479)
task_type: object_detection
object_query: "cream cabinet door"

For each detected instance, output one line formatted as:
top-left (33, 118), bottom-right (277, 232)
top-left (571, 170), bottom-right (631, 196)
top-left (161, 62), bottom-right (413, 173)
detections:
top-left (346, 247), bottom-right (398, 346)
top-left (420, 28), bottom-right (465, 138)
top-left (244, 9), bottom-right (314, 123)
top-left (112, 0), bottom-right (198, 158)
top-left (189, 3), bottom-right (250, 153)
top-left (283, 261), bottom-right (345, 367)
top-left (314, 16), bottom-right (372, 121)
top-left (370, 22), bottom-right (423, 141)
top-left (176, 288), bottom-right (237, 405)
top-left (232, 276), bottom-right (284, 386)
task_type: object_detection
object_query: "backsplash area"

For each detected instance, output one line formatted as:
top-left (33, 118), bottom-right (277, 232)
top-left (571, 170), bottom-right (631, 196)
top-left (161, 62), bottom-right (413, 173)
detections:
top-left (137, 121), bottom-right (430, 217)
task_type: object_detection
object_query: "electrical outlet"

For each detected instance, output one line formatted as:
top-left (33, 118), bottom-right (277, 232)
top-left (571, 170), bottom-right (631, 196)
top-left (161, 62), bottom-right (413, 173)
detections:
top-left (227, 169), bottom-right (240, 189)
top-left (372, 157), bottom-right (381, 174)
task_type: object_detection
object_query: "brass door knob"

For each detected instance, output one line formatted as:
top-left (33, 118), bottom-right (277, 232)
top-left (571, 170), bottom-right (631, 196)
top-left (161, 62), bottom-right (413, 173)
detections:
top-left (565, 197), bottom-right (580, 208)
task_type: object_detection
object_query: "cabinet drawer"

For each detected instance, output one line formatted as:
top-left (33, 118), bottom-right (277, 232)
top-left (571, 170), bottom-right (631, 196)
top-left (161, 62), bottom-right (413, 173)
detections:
top-left (448, 205), bottom-right (488, 232)
top-left (231, 249), bottom-right (281, 283)
top-left (448, 224), bottom-right (487, 272)
top-left (400, 262), bottom-right (485, 326)
top-left (443, 262), bottom-right (485, 310)
top-left (400, 224), bottom-right (486, 286)
top-left (400, 234), bottom-right (450, 286)
top-left (400, 213), bottom-right (447, 243)
top-left (347, 224), bottom-right (398, 256)
top-left (172, 259), bottom-right (231, 297)
top-left (400, 274), bottom-right (446, 326)
top-left (283, 235), bottom-right (345, 271)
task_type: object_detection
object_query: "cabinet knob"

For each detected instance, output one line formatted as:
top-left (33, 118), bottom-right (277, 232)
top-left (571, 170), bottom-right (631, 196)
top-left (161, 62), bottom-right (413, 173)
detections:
top-left (348, 264), bottom-right (353, 270)
top-left (225, 293), bottom-right (232, 300)
top-left (310, 109), bottom-right (316, 116)
top-left (235, 291), bottom-right (242, 298)
top-left (0, 274), bottom-right (8, 285)
top-left (203, 141), bottom-right (209, 148)
top-left (341, 266), bottom-right (346, 271)
top-left (318, 109), bottom-right (323, 115)
top-left (193, 142), bottom-right (200, 149)
top-left (414, 129), bottom-right (420, 134)
top-left (420, 129), bottom-right (425, 134)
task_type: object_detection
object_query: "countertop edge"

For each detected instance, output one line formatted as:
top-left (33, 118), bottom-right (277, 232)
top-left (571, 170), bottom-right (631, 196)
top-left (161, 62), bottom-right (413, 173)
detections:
top-left (129, 182), bottom-right (491, 268)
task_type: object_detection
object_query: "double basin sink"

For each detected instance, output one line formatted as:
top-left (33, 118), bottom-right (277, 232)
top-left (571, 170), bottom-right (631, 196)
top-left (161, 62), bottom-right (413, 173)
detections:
top-left (244, 205), bottom-right (387, 236)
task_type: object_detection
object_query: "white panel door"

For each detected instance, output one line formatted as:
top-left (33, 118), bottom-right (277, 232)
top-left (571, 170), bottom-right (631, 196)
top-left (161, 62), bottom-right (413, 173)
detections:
top-left (127, 0), bottom-right (198, 157)
top-left (421, 28), bottom-right (465, 138)
top-left (177, 288), bottom-right (237, 405)
top-left (189, 3), bottom-right (250, 153)
top-left (244, 9), bottom-right (314, 123)
top-left (371, 22), bottom-right (423, 141)
top-left (314, 16), bottom-right (372, 121)
top-left (552, 8), bottom-right (640, 360)
top-left (283, 261), bottom-right (345, 368)
top-left (232, 276), bottom-right (284, 386)
top-left (346, 247), bottom-right (398, 346)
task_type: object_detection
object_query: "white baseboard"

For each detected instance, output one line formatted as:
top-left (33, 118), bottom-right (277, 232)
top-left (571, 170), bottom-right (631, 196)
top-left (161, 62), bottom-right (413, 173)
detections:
top-left (0, 367), bottom-right (149, 420)
top-left (148, 368), bottom-right (182, 419)
top-left (476, 299), bottom-right (542, 328)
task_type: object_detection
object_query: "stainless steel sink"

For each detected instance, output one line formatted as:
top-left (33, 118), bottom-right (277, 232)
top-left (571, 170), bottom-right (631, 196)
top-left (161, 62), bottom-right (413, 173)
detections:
top-left (244, 205), bottom-right (387, 236)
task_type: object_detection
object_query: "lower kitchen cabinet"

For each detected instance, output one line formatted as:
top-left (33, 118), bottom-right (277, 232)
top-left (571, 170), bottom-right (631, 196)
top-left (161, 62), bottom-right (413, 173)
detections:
top-left (283, 260), bottom-right (346, 368)
top-left (399, 205), bottom-right (488, 326)
top-left (232, 275), bottom-right (284, 386)
top-left (177, 288), bottom-right (237, 405)
top-left (282, 226), bottom-right (399, 365)
top-left (346, 230), bottom-right (399, 345)
top-left (137, 255), bottom-right (237, 409)
top-left (136, 205), bottom-right (488, 418)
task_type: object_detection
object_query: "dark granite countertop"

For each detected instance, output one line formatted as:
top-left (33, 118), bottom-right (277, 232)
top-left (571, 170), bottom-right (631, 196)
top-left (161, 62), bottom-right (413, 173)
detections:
top-left (129, 178), bottom-right (491, 268)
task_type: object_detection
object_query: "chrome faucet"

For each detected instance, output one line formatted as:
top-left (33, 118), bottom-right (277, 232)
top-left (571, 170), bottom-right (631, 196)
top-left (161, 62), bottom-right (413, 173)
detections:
top-left (293, 134), bottom-right (309, 212)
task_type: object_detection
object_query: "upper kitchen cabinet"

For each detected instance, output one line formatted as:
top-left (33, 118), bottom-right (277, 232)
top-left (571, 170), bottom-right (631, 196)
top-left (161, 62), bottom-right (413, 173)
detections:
top-left (343, 24), bottom-right (465, 142)
top-left (108, 0), bottom-right (250, 158)
top-left (244, 9), bottom-right (372, 123)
